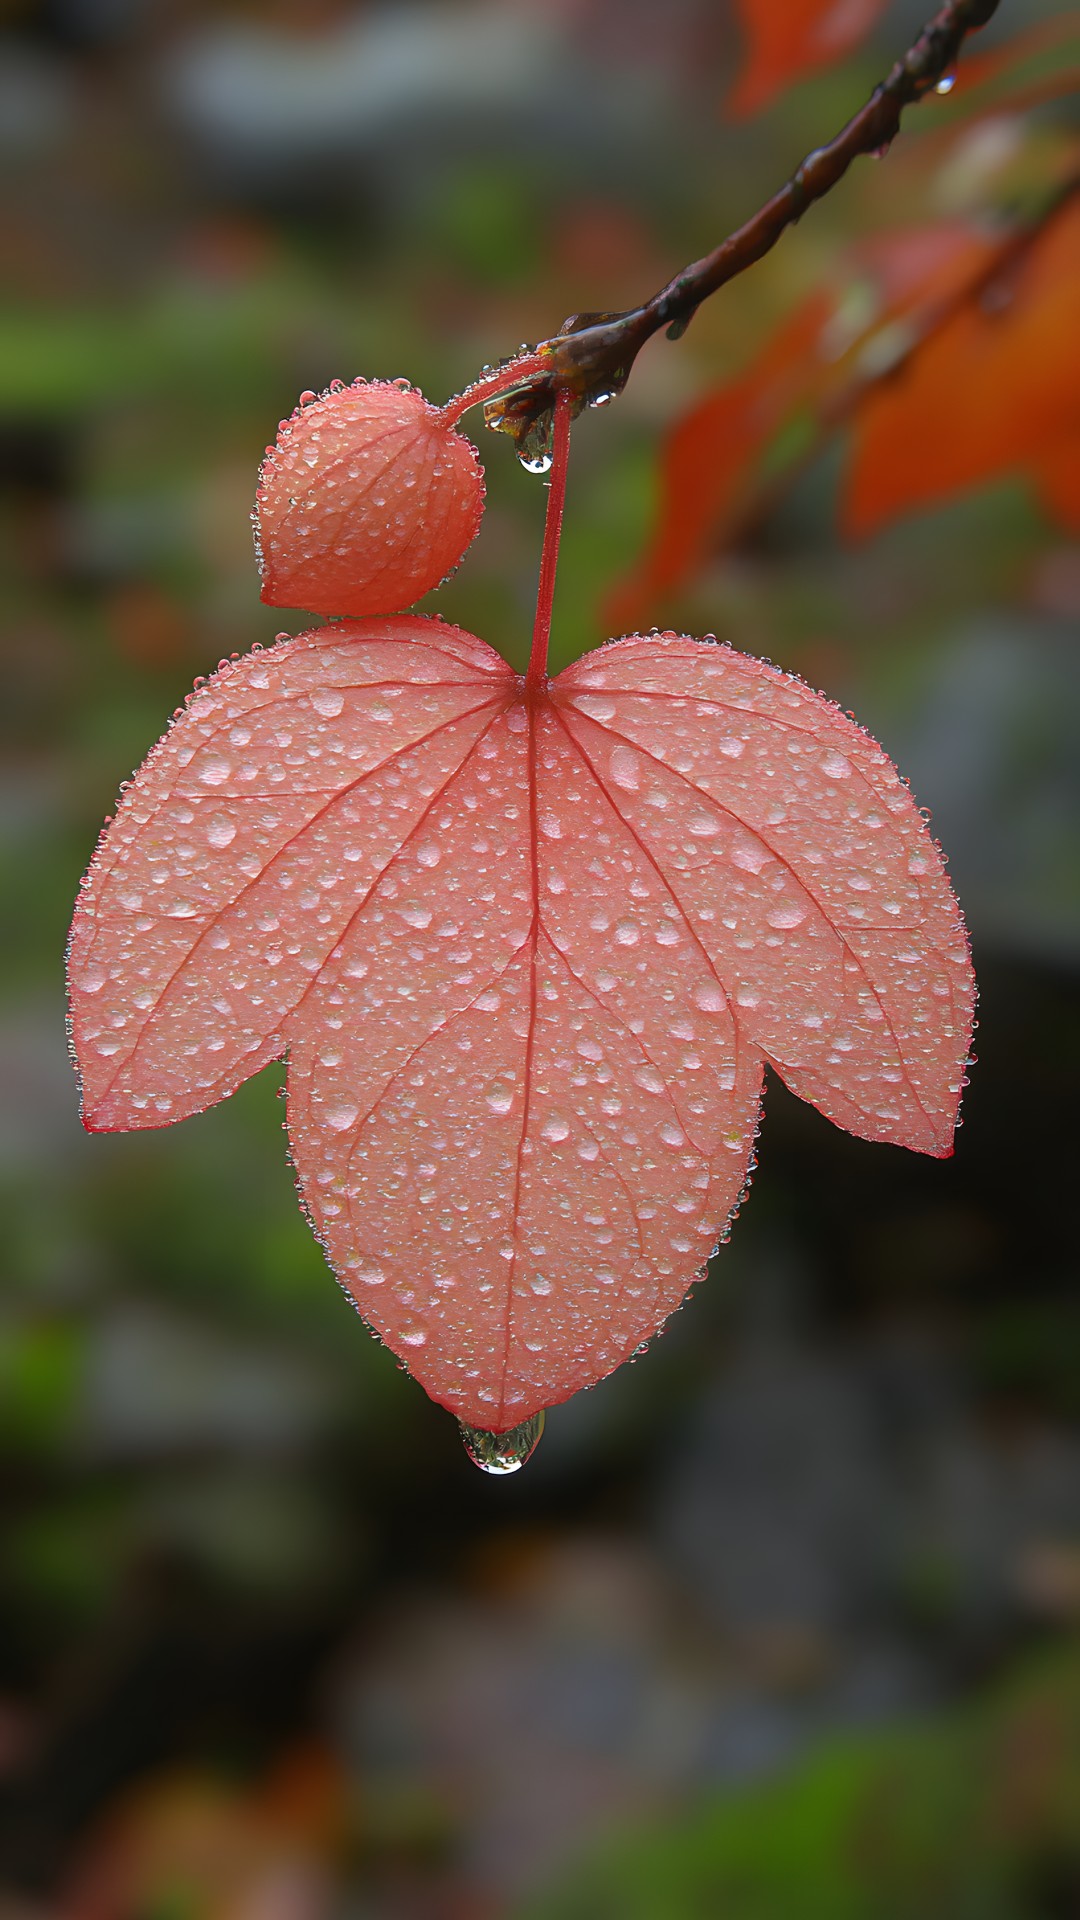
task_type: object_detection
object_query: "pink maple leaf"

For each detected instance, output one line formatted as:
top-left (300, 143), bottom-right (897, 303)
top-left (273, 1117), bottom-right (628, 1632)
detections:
top-left (68, 389), bottom-right (973, 1439)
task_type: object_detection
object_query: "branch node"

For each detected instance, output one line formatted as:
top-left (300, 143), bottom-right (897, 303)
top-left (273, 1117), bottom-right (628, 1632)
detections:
top-left (475, 0), bottom-right (1002, 458)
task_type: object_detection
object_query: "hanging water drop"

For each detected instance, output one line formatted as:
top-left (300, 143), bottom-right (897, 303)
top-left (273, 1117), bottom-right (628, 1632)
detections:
top-left (513, 408), bottom-right (556, 476)
top-left (458, 1409), bottom-right (545, 1474)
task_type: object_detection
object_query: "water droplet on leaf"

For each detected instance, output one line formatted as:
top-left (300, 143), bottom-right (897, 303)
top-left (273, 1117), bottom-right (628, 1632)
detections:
top-left (458, 1409), bottom-right (545, 1474)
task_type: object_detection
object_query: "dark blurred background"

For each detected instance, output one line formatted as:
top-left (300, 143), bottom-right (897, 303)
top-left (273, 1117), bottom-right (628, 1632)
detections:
top-left (2, 1), bottom-right (1079, 1913)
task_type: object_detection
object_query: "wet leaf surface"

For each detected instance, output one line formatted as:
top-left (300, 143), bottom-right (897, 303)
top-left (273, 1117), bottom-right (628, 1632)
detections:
top-left (69, 620), bottom-right (973, 1428)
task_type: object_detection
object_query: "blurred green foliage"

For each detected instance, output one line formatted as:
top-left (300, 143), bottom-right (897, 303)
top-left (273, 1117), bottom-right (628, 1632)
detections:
top-left (523, 1643), bottom-right (1080, 1919)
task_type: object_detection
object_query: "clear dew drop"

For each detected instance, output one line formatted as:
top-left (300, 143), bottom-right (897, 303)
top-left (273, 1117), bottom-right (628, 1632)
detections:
top-left (694, 981), bottom-right (726, 1013)
top-left (197, 754), bottom-right (232, 787)
top-left (348, 1260), bottom-right (386, 1286)
top-left (509, 401), bottom-right (557, 475)
top-left (820, 750), bottom-right (852, 779)
top-left (519, 451), bottom-right (553, 475)
top-left (458, 1408), bottom-right (545, 1475)
top-left (206, 813), bottom-right (237, 849)
top-left (767, 901), bottom-right (808, 930)
top-left (609, 745), bottom-right (640, 791)
top-left (576, 694), bottom-right (616, 723)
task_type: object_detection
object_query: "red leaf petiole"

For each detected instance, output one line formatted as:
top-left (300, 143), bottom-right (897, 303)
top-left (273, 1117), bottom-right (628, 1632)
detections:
top-left (525, 387), bottom-right (573, 698)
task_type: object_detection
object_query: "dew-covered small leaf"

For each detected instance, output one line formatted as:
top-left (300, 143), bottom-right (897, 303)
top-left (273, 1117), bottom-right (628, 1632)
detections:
top-left (255, 380), bottom-right (485, 617)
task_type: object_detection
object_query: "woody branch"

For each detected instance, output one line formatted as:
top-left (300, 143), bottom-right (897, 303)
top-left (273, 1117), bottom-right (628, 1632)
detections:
top-left (469, 0), bottom-right (1002, 457)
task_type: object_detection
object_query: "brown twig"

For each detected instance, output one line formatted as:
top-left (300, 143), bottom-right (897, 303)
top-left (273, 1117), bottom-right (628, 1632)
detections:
top-left (481, 0), bottom-right (1002, 461)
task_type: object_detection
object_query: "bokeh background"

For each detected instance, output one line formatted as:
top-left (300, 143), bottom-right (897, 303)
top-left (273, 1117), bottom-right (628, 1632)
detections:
top-left (2, 0), bottom-right (1079, 1913)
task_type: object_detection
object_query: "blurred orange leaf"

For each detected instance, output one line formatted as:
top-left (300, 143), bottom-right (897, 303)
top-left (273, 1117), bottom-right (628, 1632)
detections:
top-left (842, 197), bottom-right (1080, 538)
top-left (62, 1746), bottom-right (346, 1920)
top-left (605, 296), bottom-right (830, 632)
top-left (951, 11), bottom-right (1080, 110)
top-left (1034, 434), bottom-right (1080, 530)
top-left (605, 220), bottom-right (996, 631)
top-left (727, 0), bottom-right (888, 118)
